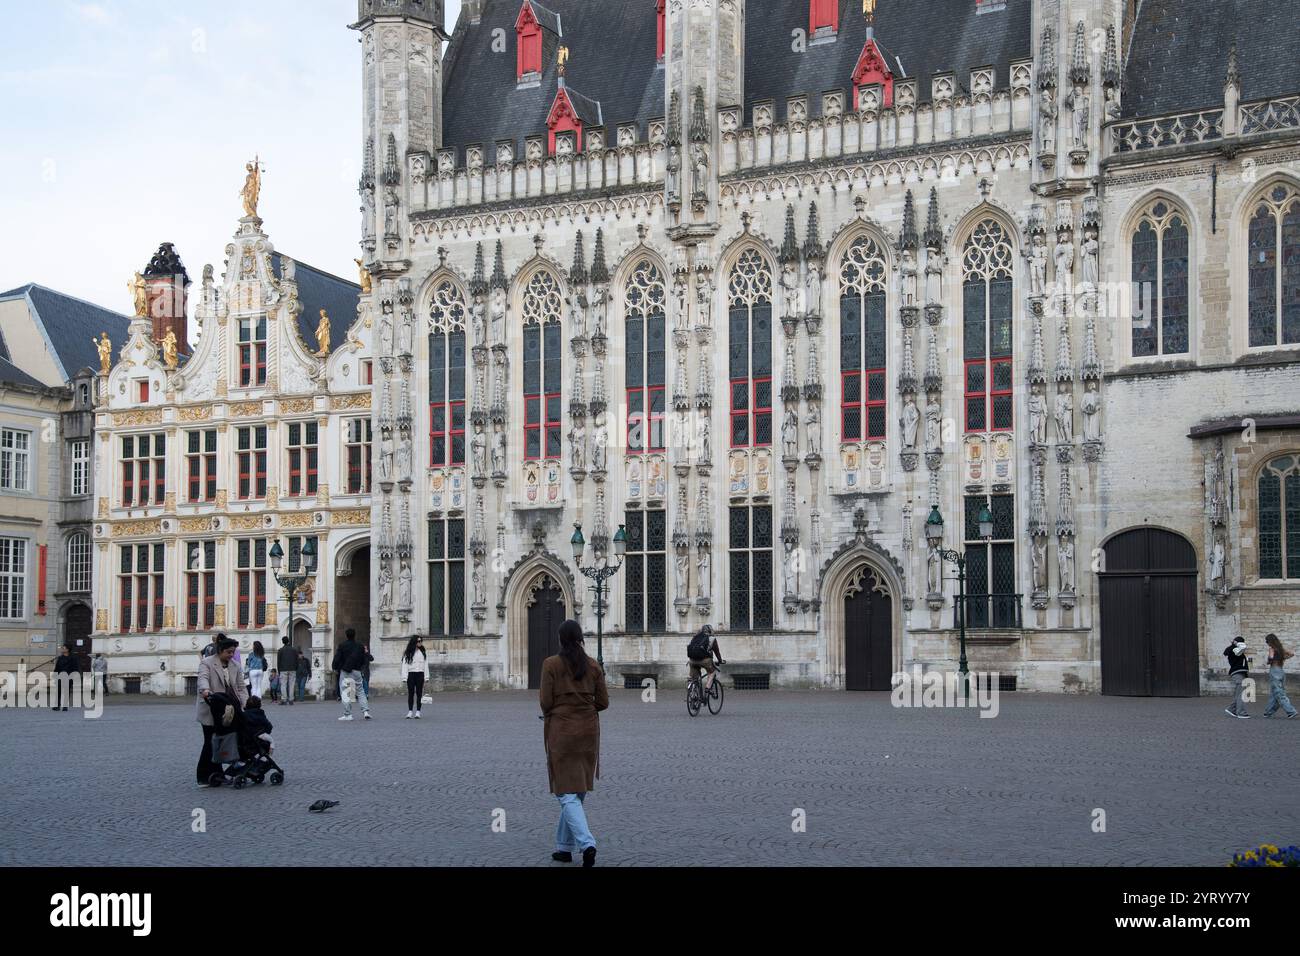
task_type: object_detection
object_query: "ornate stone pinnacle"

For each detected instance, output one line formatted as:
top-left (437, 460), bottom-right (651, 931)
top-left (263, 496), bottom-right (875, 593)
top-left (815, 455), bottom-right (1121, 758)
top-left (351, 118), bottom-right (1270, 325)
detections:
top-left (1069, 21), bottom-right (1090, 85)
top-left (590, 229), bottom-right (610, 286)
top-left (1038, 25), bottom-right (1056, 90)
top-left (780, 205), bottom-right (800, 264)
top-left (899, 190), bottom-right (919, 252)
top-left (689, 85), bottom-right (710, 143)
top-left (569, 231), bottom-right (588, 286)
top-left (490, 240), bottom-right (507, 290)
top-left (924, 187), bottom-right (943, 250)
top-left (803, 202), bottom-right (823, 260)
top-left (471, 242), bottom-right (487, 296)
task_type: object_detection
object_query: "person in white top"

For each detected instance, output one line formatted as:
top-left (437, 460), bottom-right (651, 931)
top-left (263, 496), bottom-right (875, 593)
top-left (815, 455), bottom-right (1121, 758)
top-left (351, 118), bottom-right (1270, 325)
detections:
top-left (401, 635), bottom-right (429, 719)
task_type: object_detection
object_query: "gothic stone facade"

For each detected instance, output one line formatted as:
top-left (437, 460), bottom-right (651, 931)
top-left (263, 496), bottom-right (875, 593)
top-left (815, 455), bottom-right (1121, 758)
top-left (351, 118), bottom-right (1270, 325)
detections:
top-left (346, 0), bottom-right (1300, 693)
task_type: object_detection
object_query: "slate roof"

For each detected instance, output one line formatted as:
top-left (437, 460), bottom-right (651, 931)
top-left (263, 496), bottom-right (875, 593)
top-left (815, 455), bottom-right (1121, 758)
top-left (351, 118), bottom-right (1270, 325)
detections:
top-left (1122, 0), bottom-right (1300, 119)
top-left (271, 256), bottom-right (361, 353)
top-left (746, 0), bottom-right (1032, 122)
top-left (442, 0), bottom-right (664, 163)
top-left (0, 283), bottom-right (132, 382)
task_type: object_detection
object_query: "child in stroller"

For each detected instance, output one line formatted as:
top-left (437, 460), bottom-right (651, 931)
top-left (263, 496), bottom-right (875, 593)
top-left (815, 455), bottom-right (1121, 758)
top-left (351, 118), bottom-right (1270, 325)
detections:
top-left (206, 693), bottom-right (286, 789)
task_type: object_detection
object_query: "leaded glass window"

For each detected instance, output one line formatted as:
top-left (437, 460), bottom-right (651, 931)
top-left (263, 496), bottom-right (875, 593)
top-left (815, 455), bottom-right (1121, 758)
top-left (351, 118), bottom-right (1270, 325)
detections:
top-left (1259, 455), bottom-right (1300, 580)
top-left (428, 518), bottom-right (466, 636)
top-left (1130, 199), bottom-right (1190, 357)
top-left (522, 270), bottom-right (564, 461)
top-left (839, 235), bottom-right (888, 442)
top-left (728, 249), bottom-right (774, 448)
top-left (624, 509), bottom-right (667, 633)
top-left (728, 505), bottom-right (773, 631)
top-left (625, 260), bottom-right (667, 453)
top-left (429, 280), bottom-right (468, 468)
top-left (962, 220), bottom-right (1015, 433)
top-left (1247, 184), bottom-right (1300, 348)
top-left (964, 494), bottom-right (1015, 628)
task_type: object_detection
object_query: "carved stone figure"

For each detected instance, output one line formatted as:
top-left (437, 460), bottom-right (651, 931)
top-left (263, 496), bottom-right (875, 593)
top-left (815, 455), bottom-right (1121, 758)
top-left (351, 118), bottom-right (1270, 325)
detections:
top-left (473, 561), bottom-right (486, 606)
top-left (806, 403), bottom-right (822, 458)
top-left (804, 261), bottom-right (822, 316)
top-left (697, 549), bottom-right (711, 601)
top-left (591, 416), bottom-right (608, 472)
top-left (1208, 538), bottom-right (1226, 589)
top-left (396, 432), bottom-right (412, 481)
top-left (1058, 537), bottom-right (1076, 592)
top-left (676, 549), bottom-right (690, 596)
top-left (695, 278), bottom-right (712, 329)
top-left (780, 262), bottom-right (800, 316)
top-left (490, 287), bottom-right (506, 345)
top-left (1054, 237), bottom-right (1073, 289)
top-left (354, 259), bottom-right (373, 295)
top-left (1032, 536), bottom-right (1048, 591)
top-left (315, 310), bottom-right (332, 357)
top-left (690, 142), bottom-right (709, 199)
top-left (699, 414), bottom-right (713, 464)
top-left (378, 430), bottom-right (395, 482)
top-left (925, 252), bottom-right (942, 304)
top-left (927, 544), bottom-right (941, 593)
top-left (471, 422), bottom-right (488, 477)
top-left (129, 272), bottom-right (149, 318)
top-left (902, 398), bottom-right (920, 450)
top-left (1039, 94), bottom-right (1057, 155)
top-left (591, 292), bottom-right (607, 338)
top-left (570, 419), bottom-right (586, 471)
top-left (361, 191), bottom-right (376, 241)
top-left (674, 279), bottom-right (689, 330)
top-left (383, 186), bottom-right (399, 236)
top-left (398, 308), bottom-right (413, 356)
top-left (162, 329), bottom-right (179, 370)
top-left (568, 294), bottom-right (586, 339)
top-left (1081, 382), bottom-right (1101, 442)
top-left (1028, 389), bottom-right (1048, 445)
top-left (924, 397), bottom-right (942, 453)
top-left (1081, 231), bottom-right (1099, 288)
top-left (1054, 389), bottom-right (1074, 444)
top-left (900, 248), bottom-right (918, 307)
top-left (240, 158), bottom-right (262, 218)
top-left (398, 560), bottom-right (413, 608)
top-left (666, 148), bottom-right (680, 202)
top-left (471, 296), bottom-right (487, 345)
top-left (379, 303), bottom-right (394, 356)
top-left (782, 407), bottom-right (799, 459)
top-left (1068, 84), bottom-right (1090, 149)
top-left (378, 562), bottom-right (394, 613)
top-left (492, 424), bottom-right (507, 475)
top-left (1029, 234), bottom-right (1048, 297)
top-left (783, 539), bottom-right (799, 598)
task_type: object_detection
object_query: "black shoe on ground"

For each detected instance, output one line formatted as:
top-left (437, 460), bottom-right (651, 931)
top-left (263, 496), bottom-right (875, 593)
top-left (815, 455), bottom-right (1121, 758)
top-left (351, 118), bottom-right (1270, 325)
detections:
top-left (551, 851), bottom-right (572, 863)
top-left (582, 847), bottom-right (596, 868)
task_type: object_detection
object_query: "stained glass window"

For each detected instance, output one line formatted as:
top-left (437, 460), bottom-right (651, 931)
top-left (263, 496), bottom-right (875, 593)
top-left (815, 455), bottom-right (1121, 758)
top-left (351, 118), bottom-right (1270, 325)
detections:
top-left (728, 505), bottom-right (773, 631)
top-left (1246, 184), bottom-right (1300, 348)
top-left (962, 220), bottom-right (1014, 433)
top-left (839, 235), bottom-right (888, 442)
top-left (624, 509), bottom-right (667, 632)
top-left (625, 260), bottom-right (667, 453)
top-left (429, 280), bottom-right (467, 468)
top-left (728, 249), bottom-right (774, 448)
top-left (964, 495), bottom-right (1015, 628)
top-left (428, 518), bottom-right (466, 636)
top-left (521, 270), bottom-right (564, 461)
top-left (1259, 455), bottom-right (1300, 579)
top-left (1130, 200), bottom-right (1191, 357)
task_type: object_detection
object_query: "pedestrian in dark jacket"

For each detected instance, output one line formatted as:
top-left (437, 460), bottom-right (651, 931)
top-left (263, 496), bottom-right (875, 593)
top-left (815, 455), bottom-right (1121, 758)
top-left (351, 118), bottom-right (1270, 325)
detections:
top-left (53, 646), bottom-right (78, 711)
top-left (539, 620), bottom-right (609, 867)
top-left (276, 638), bottom-right (300, 706)
top-left (295, 650), bottom-right (312, 702)
top-left (1224, 637), bottom-right (1252, 719)
top-left (331, 629), bottom-right (371, 721)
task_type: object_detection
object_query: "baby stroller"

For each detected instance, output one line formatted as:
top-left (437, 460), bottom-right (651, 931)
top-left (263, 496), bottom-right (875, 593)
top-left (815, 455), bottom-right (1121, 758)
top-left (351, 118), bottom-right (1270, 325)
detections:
top-left (206, 693), bottom-right (285, 789)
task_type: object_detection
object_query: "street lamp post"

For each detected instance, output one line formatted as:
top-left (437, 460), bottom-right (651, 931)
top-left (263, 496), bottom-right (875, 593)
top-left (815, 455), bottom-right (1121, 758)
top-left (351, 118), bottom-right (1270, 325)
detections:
top-left (925, 500), bottom-right (992, 703)
top-left (269, 537), bottom-right (317, 651)
top-left (570, 523), bottom-right (628, 668)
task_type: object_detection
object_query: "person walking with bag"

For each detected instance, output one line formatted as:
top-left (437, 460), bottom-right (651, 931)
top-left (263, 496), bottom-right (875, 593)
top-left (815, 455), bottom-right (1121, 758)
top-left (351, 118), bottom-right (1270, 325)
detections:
top-left (539, 620), bottom-right (609, 867)
top-left (331, 628), bottom-right (371, 721)
top-left (1224, 636), bottom-right (1252, 719)
top-left (276, 637), bottom-right (300, 706)
top-left (246, 640), bottom-right (269, 698)
top-left (196, 636), bottom-right (246, 787)
top-left (402, 635), bottom-right (429, 719)
top-left (1262, 633), bottom-right (1297, 719)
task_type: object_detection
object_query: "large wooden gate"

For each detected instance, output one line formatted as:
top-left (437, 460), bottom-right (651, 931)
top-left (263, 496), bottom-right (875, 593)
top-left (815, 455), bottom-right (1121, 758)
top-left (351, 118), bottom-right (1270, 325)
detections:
top-left (526, 575), bottom-right (566, 690)
top-left (1100, 528), bottom-right (1199, 697)
top-left (844, 567), bottom-right (893, 691)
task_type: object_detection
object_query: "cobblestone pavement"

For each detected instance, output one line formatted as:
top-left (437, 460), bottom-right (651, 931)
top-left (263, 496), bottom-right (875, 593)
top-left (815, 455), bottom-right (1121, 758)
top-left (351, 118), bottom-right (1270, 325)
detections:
top-left (2, 688), bottom-right (1296, 866)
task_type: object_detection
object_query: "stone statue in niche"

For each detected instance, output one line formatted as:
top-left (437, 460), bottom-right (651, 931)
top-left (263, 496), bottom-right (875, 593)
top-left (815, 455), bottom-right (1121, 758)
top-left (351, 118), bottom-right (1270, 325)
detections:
top-left (1039, 93), bottom-right (1057, 155)
top-left (378, 429), bottom-right (395, 482)
top-left (1081, 381), bottom-right (1101, 442)
top-left (490, 286), bottom-right (506, 346)
top-left (591, 292), bottom-right (607, 339)
top-left (806, 403), bottom-right (822, 458)
top-left (1081, 229), bottom-right (1099, 288)
top-left (1057, 537), bottom-right (1075, 592)
top-left (690, 142), bottom-right (709, 199)
top-left (1068, 84), bottom-right (1090, 150)
top-left (782, 407), bottom-right (799, 459)
top-left (1054, 388), bottom-right (1074, 444)
top-left (379, 302), bottom-right (394, 356)
top-left (398, 560), bottom-right (413, 608)
top-left (361, 190), bottom-right (376, 241)
top-left (666, 147), bottom-right (681, 203)
top-left (804, 261), bottom-right (822, 316)
top-left (1054, 236), bottom-right (1074, 291)
top-left (674, 279), bottom-right (689, 331)
top-left (1028, 388), bottom-right (1048, 445)
top-left (926, 543), bottom-right (941, 593)
top-left (1031, 536), bottom-right (1048, 591)
top-left (697, 550), bottom-right (711, 601)
top-left (396, 431), bottom-right (412, 481)
top-left (695, 278), bottom-right (712, 329)
top-left (924, 252), bottom-right (942, 305)
top-left (471, 295), bottom-right (487, 345)
top-left (1208, 536), bottom-right (1226, 589)
top-left (1029, 234), bottom-right (1048, 297)
top-left (924, 397), bottom-right (942, 453)
top-left (676, 549), bottom-right (690, 597)
top-left (783, 539), bottom-right (799, 598)
top-left (699, 414), bottom-right (713, 465)
top-left (473, 560), bottom-right (486, 606)
top-left (901, 398), bottom-right (920, 450)
top-left (570, 418), bottom-right (586, 471)
top-left (591, 415), bottom-right (608, 472)
top-left (378, 561), bottom-right (394, 613)
top-left (491, 423), bottom-right (506, 475)
top-left (780, 261), bottom-right (800, 316)
top-left (383, 186), bottom-right (399, 236)
top-left (471, 421), bottom-right (488, 477)
top-left (398, 309), bottom-right (414, 356)
top-left (900, 248), bottom-right (918, 307)
top-left (568, 294), bottom-right (586, 339)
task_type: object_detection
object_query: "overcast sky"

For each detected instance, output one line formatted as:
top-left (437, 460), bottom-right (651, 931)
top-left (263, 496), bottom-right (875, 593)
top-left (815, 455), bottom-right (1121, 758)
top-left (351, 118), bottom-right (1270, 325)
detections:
top-left (0, 0), bottom-right (462, 321)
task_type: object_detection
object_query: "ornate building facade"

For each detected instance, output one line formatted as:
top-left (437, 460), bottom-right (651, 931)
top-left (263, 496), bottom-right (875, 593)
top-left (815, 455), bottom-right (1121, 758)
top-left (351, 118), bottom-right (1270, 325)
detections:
top-left (346, 0), bottom-right (1300, 695)
top-left (90, 221), bottom-right (366, 694)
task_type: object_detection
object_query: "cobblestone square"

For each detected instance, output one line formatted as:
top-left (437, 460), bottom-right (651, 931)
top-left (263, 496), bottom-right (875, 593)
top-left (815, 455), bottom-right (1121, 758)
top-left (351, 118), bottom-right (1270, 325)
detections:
top-left (2, 688), bottom-right (1296, 867)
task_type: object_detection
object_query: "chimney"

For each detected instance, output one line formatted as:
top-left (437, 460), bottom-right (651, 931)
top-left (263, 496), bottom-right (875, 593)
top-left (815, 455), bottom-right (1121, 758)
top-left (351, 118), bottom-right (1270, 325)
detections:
top-left (143, 242), bottom-right (192, 354)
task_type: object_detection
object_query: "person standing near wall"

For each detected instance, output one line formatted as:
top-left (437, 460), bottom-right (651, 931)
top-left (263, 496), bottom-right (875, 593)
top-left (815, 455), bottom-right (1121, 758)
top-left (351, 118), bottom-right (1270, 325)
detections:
top-left (276, 637), bottom-right (299, 707)
top-left (402, 635), bottom-right (429, 719)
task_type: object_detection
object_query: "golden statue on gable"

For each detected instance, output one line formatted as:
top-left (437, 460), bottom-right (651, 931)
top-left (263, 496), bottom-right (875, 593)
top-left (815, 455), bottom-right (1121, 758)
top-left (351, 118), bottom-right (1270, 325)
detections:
top-left (354, 258), bottom-right (373, 295)
top-left (241, 156), bottom-right (263, 218)
top-left (94, 332), bottom-right (113, 375)
top-left (162, 329), bottom-right (179, 370)
top-left (315, 309), bottom-right (332, 357)
top-left (128, 271), bottom-right (148, 317)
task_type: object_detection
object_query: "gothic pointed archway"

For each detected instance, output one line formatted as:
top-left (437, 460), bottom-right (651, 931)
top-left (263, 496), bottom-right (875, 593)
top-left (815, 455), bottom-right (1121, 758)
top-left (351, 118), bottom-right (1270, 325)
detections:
top-left (502, 553), bottom-right (576, 689)
top-left (818, 541), bottom-right (906, 690)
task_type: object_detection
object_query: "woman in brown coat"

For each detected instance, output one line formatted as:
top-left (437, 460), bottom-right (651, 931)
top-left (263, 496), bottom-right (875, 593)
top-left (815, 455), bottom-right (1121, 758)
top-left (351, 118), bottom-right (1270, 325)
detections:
top-left (540, 619), bottom-right (609, 866)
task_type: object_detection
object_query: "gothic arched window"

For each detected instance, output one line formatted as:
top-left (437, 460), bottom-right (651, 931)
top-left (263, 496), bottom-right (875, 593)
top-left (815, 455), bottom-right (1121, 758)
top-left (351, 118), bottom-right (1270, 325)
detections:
top-left (428, 280), bottom-right (467, 468)
top-left (962, 220), bottom-right (1015, 433)
top-left (728, 249), bottom-right (774, 448)
top-left (1247, 183), bottom-right (1300, 348)
top-left (839, 235), bottom-right (888, 442)
top-left (1259, 454), bottom-right (1300, 579)
top-left (522, 270), bottom-right (564, 461)
top-left (624, 259), bottom-right (667, 453)
top-left (1131, 199), bottom-right (1190, 357)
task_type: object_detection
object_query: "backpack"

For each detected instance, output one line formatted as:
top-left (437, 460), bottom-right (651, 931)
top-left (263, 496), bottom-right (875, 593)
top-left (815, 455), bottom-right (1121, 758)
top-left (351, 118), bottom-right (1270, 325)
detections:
top-left (687, 631), bottom-right (711, 661)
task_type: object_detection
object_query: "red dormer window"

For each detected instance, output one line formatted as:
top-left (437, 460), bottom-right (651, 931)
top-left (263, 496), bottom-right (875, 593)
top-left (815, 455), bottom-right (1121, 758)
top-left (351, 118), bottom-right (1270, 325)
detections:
top-left (546, 90), bottom-right (583, 155)
top-left (851, 39), bottom-right (894, 109)
top-left (656, 0), bottom-right (666, 61)
top-left (516, 2), bottom-right (542, 81)
top-left (810, 0), bottom-right (838, 36)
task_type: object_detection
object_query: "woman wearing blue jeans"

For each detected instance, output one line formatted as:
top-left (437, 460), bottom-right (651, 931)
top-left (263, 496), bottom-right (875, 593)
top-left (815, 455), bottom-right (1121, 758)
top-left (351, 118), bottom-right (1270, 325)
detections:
top-left (539, 620), bottom-right (609, 867)
top-left (1263, 633), bottom-right (1297, 718)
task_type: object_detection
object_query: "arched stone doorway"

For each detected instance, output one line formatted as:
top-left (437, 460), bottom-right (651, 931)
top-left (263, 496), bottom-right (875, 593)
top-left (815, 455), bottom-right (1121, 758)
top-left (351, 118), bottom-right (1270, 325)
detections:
top-left (1100, 527), bottom-right (1199, 697)
top-left (503, 556), bottom-right (576, 689)
top-left (334, 540), bottom-right (371, 652)
top-left (63, 602), bottom-right (93, 670)
top-left (818, 543), bottom-right (905, 690)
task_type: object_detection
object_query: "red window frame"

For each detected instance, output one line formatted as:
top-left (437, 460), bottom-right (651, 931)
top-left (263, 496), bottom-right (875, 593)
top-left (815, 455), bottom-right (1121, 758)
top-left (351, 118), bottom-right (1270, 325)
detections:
top-left (524, 392), bottom-right (563, 461)
top-left (840, 368), bottom-right (887, 442)
top-left (516, 4), bottom-right (541, 80)
top-left (186, 544), bottom-right (216, 631)
top-left (237, 427), bottom-right (268, 500)
top-left (236, 539), bottom-right (267, 629)
top-left (138, 380), bottom-right (149, 403)
top-left (119, 543), bottom-right (163, 633)
top-left (730, 377), bottom-right (773, 449)
top-left (809, 0), bottom-right (838, 34)
top-left (656, 0), bottom-right (665, 60)
top-left (186, 430), bottom-right (217, 503)
top-left (626, 385), bottom-right (666, 454)
top-left (346, 418), bottom-right (373, 494)
top-left (964, 358), bottom-right (1015, 433)
top-left (287, 423), bottom-right (318, 497)
top-left (121, 434), bottom-right (165, 507)
top-left (238, 318), bottom-right (267, 387)
top-left (430, 400), bottom-right (467, 468)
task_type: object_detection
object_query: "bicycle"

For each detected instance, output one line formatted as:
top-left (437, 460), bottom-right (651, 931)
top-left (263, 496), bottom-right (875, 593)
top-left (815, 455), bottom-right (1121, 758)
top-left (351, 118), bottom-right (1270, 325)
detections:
top-left (686, 660), bottom-right (724, 717)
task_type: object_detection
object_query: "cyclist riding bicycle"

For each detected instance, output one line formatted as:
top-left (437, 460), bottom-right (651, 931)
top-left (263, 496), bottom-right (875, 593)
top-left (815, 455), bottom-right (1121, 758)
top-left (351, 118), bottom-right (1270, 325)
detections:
top-left (686, 625), bottom-right (724, 689)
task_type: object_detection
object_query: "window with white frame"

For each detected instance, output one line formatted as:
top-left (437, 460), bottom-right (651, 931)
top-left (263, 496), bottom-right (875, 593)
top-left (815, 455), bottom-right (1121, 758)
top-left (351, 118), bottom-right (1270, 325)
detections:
top-left (186, 429), bottom-right (217, 503)
top-left (235, 537), bottom-right (268, 628)
top-left (185, 540), bottom-right (217, 630)
top-left (0, 537), bottom-right (26, 619)
top-left (121, 433), bottom-right (166, 506)
top-left (286, 421), bottom-right (319, 497)
top-left (71, 439), bottom-right (90, 497)
top-left (345, 418), bottom-right (373, 494)
top-left (0, 428), bottom-right (32, 491)
top-left (66, 532), bottom-right (91, 592)
top-left (962, 220), bottom-right (1015, 433)
top-left (118, 542), bottom-right (164, 633)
